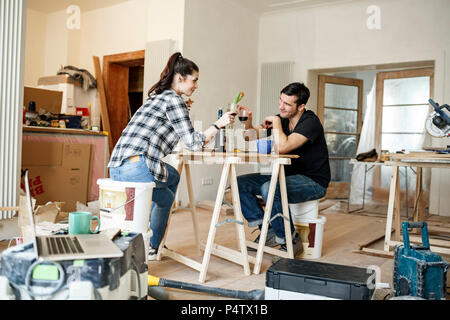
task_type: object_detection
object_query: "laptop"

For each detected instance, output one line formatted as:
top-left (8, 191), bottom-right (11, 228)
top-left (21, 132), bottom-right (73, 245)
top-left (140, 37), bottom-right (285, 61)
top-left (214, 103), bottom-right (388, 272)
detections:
top-left (24, 170), bottom-right (123, 261)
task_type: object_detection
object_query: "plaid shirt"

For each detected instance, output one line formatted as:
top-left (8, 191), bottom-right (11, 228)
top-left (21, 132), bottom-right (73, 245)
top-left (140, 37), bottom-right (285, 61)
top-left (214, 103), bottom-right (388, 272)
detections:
top-left (108, 89), bottom-right (205, 182)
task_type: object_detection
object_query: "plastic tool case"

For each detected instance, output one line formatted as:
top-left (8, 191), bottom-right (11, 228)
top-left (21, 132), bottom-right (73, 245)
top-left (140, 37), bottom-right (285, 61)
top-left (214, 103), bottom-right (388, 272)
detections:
top-left (0, 233), bottom-right (148, 300)
top-left (393, 222), bottom-right (449, 300)
top-left (265, 258), bottom-right (375, 300)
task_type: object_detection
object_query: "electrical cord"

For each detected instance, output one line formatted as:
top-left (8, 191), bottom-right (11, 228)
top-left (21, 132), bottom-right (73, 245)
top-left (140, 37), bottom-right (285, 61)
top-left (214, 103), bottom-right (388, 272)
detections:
top-left (24, 259), bottom-right (66, 299)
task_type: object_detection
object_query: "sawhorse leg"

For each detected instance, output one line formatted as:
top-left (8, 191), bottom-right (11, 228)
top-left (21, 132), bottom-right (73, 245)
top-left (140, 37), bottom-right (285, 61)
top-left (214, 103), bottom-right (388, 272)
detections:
top-left (157, 160), bottom-right (200, 260)
top-left (384, 165), bottom-right (400, 252)
top-left (252, 160), bottom-right (293, 275)
top-left (198, 160), bottom-right (250, 283)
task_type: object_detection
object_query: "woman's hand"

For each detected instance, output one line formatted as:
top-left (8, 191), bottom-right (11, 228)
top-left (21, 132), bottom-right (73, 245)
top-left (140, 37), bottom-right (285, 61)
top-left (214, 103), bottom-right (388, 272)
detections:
top-left (215, 111), bottom-right (236, 128)
top-left (237, 105), bottom-right (253, 130)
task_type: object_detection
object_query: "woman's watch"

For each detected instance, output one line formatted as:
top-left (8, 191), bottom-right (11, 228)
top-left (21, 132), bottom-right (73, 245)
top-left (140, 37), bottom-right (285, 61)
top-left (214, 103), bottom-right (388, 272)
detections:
top-left (212, 123), bottom-right (221, 130)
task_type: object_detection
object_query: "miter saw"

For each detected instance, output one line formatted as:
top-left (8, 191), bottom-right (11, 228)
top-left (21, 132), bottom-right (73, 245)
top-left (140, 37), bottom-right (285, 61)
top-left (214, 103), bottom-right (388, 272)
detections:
top-left (426, 99), bottom-right (450, 138)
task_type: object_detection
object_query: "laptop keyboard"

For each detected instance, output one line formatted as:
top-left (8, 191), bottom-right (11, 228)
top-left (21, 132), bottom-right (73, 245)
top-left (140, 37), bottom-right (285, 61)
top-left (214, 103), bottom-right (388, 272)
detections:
top-left (38, 236), bottom-right (85, 255)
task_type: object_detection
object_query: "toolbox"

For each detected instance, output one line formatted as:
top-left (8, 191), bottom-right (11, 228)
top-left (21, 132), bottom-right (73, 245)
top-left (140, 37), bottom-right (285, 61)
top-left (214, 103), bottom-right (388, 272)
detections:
top-left (393, 221), bottom-right (449, 300)
top-left (265, 258), bottom-right (375, 300)
top-left (0, 232), bottom-right (148, 300)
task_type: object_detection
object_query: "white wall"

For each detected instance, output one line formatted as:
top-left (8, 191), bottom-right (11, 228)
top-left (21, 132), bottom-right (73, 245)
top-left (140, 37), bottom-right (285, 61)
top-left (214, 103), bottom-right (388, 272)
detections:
top-left (180, 0), bottom-right (260, 203)
top-left (258, 0), bottom-right (450, 215)
top-left (25, 0), bottom-right (186, 85)
top-left (24, 9), bottom-right (47, 86)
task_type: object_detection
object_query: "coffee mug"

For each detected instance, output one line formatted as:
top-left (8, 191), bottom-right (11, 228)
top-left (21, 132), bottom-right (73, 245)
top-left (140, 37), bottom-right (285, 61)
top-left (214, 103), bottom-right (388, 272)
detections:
top-left (257, 139), bottom-right (272, 154)
top-left (69, 211), bottom-right (100, 234)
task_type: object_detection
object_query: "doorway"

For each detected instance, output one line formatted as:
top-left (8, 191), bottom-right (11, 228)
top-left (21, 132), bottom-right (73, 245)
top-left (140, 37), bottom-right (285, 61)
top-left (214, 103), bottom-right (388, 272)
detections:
top-left (317, 75), bottom-right (363, 199)
top-left (102, 50), bottom-right (145, 147)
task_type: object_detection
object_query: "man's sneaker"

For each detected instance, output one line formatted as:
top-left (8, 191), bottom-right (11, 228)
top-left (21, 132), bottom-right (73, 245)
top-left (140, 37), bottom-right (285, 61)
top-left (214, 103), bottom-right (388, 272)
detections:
top-left (248, 228), bottom-right (276, 251)
top-left (148, 245), bottom-right (158, 261)
top-left (280, 232), bottom-right (304, 257)
top-left (248, 228), bottom-right (278, 251)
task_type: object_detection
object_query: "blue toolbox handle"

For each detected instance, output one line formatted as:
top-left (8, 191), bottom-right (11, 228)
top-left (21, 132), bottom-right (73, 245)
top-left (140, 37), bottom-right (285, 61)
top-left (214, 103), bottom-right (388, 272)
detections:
top-left (402, 221), bottom-right (430, 253)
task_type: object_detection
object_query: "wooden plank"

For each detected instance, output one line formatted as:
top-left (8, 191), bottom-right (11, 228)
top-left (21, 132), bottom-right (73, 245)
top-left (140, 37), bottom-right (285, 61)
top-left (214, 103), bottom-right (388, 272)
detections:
top-left (390, 240), bottom-right (450, 255)
top-left (160, 247), bottom-right (202, 271)
top-left (353, 248), bottom-right (394, 259)
top-left (229, 164), bottom-right (250, 275)
top-left (198, 163), bottom-right (230, 283)
top-left (394, 167), bottom-right (401, 241)
top-left (184, 163), bottom-right (201, 253)
top-left (253, 161), bottom-right (281, 275)
top-left (92, 56), bottom-right (113, 152)
top-left (384, 166), bottom-right (398, 251)
top-left (157, 160), bottom-right (184, 261)
top-left (246, 241), bottom-right (290, 259)
top-left (279, 165), bottom-right (293, 258)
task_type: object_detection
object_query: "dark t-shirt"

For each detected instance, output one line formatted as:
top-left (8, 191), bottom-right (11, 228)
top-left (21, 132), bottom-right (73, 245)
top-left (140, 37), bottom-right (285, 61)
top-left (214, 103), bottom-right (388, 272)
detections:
top-left (271, 110), bottom-right (331, 188)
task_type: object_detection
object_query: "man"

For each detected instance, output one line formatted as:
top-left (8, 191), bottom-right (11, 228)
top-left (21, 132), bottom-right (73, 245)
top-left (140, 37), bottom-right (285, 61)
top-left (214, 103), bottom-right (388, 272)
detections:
top-left (237, 82), bottom-right (330, 255)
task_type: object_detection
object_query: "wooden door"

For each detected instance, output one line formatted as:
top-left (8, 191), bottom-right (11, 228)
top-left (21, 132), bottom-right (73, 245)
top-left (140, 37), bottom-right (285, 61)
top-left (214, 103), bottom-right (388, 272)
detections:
top-left (317, 75), bottom-right (363, 199)
top-left (103, 50), bottom-right (145, 148)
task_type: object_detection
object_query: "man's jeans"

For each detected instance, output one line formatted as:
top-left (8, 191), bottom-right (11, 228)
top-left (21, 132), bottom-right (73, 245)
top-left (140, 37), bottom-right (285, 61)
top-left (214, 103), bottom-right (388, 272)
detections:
top-left (109, 155), bottom-right (180, 249)
top-left (237, 173), bottom-right (326, 244)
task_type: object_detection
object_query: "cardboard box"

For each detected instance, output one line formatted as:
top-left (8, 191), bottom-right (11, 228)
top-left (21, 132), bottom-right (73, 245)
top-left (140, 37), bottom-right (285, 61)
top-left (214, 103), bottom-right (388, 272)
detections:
top-left (24, 86), bottom-right (63, 114)
top-left (21, 141), bottom-right (92, 212)
top-left (37, 75), bottom-right (98, 116)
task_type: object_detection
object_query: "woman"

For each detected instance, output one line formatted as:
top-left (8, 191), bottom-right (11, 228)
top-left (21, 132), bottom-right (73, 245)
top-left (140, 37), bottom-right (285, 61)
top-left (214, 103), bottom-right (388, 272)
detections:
top-left (108, 52), bottom-right (235, 260)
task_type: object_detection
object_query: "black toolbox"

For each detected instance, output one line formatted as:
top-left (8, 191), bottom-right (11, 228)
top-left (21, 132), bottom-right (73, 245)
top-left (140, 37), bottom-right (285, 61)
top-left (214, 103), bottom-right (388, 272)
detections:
top-left (265, 258), bottom-right (375, 300)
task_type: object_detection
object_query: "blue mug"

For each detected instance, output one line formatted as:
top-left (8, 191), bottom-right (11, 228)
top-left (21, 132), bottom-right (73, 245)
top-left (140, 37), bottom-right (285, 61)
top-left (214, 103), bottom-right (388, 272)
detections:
top-left (257, 139), bottom-right (272, 154)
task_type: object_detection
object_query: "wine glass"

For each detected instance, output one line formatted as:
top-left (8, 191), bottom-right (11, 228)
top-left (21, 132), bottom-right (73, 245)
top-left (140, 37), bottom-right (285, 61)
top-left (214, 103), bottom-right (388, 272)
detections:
top-left (238, 109), bottom-right (249, 129)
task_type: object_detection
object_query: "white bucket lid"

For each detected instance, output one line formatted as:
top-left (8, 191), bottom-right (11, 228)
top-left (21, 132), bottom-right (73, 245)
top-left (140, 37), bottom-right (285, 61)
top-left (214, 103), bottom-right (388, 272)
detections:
top-left (97, 178), bottom-right (155, 189)
top-left (293, 215), bottom-right (327, 224)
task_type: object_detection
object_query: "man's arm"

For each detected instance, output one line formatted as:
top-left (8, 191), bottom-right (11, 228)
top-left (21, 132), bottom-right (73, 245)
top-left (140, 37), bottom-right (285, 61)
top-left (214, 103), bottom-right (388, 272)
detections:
top-left (269, 116), bottom-right (309, 154)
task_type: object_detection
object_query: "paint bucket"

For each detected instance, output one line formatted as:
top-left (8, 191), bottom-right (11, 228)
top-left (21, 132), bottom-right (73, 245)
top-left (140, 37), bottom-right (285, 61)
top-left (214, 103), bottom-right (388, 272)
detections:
top-left (289, 200), bottom-right (319, 220)
top-left (294, 215), bottom-right (327, 260)
top-left (97, 179), bottom-right (155, 261)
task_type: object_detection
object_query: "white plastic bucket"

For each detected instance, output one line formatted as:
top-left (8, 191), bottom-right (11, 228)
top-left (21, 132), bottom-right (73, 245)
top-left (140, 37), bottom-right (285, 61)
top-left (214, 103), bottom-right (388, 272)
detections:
top-left (289, 200), bottom-right (319, 220)
top-left (97, 178), bottom-right (155, 234)
top-left (294, 215), bottom-right (326, 260)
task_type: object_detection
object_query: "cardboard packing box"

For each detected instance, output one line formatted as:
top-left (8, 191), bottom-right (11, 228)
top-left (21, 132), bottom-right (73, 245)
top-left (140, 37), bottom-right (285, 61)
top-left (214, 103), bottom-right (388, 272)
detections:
top-left (23, 86), bottom-right (63, 114)
top-left (21, 141), bottom-right (92, 212)
top-left (38, 75), bottom-right (99, 116)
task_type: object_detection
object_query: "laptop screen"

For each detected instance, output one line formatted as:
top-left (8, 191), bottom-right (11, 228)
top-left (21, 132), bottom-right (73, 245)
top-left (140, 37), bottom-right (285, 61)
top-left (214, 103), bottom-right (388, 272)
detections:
top-left (23, 169), bottom-right (39, 258)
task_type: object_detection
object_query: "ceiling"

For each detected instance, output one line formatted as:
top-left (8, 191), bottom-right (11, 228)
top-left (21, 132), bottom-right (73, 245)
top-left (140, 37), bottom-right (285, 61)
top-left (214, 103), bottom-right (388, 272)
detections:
top-left (27, 0), bottom-right (133, 13)
top-left (232, 0), bottom-right (359, 13)
top-left (27, 0), bottom-right (359, 14)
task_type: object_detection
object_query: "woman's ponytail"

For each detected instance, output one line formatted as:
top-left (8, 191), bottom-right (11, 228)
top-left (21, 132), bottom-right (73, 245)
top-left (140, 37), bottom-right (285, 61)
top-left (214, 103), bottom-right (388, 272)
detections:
top-left (148, 52), bottom-right (199, 97)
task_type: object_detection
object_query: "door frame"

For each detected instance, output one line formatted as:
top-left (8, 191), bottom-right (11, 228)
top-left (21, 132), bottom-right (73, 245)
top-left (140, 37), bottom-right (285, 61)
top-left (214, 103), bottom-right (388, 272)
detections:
top-left (317, 75), bottom-right (364, 199)
top-left (373, 67), bottom-right (434, 202)
top-left (103, 50), bottom-right (145, 147)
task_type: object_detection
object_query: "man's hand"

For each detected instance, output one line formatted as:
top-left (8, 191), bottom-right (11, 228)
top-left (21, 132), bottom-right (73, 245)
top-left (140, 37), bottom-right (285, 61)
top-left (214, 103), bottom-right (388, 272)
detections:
top-left (262, 115), bottom-right (281, 129)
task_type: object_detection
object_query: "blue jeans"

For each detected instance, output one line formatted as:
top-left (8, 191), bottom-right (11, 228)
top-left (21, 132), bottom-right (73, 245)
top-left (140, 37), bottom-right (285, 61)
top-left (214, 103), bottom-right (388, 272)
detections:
top-left (237, 173), bottom-right (326, 244)
top-left (109, 155), bottom-right (180, 249)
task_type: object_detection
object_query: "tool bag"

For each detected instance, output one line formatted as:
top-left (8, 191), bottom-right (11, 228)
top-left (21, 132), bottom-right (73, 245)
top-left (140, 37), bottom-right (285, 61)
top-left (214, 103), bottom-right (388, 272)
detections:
top-left (393, 222), bottom-right (449, 300)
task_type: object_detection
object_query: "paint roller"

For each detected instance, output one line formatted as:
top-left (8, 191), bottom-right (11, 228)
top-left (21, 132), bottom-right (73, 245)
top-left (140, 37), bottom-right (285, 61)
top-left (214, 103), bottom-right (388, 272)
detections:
top-left (147, 275), bottom-right (265, 300)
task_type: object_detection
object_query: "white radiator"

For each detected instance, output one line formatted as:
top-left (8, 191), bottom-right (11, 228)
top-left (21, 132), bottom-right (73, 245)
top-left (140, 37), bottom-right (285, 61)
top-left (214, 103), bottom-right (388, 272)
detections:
top-left (0, 0), bottom-right (27, 220)
top-left (259, 61), bottom-right (294, 122)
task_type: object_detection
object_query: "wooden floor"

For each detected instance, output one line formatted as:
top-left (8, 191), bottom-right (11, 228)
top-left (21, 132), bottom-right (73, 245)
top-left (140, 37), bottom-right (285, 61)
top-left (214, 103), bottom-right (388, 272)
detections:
top-left (148, 201), bottom-right (450, 300)
top-left (1, 200), bottom-right (449, 300)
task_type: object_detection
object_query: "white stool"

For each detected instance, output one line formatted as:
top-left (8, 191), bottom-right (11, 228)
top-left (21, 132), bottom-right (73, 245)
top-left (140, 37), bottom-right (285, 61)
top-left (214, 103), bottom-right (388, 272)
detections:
top-left (289, 200), bottom-right (319, 221)
top-left (97, 178), bottom-right (155, 261)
